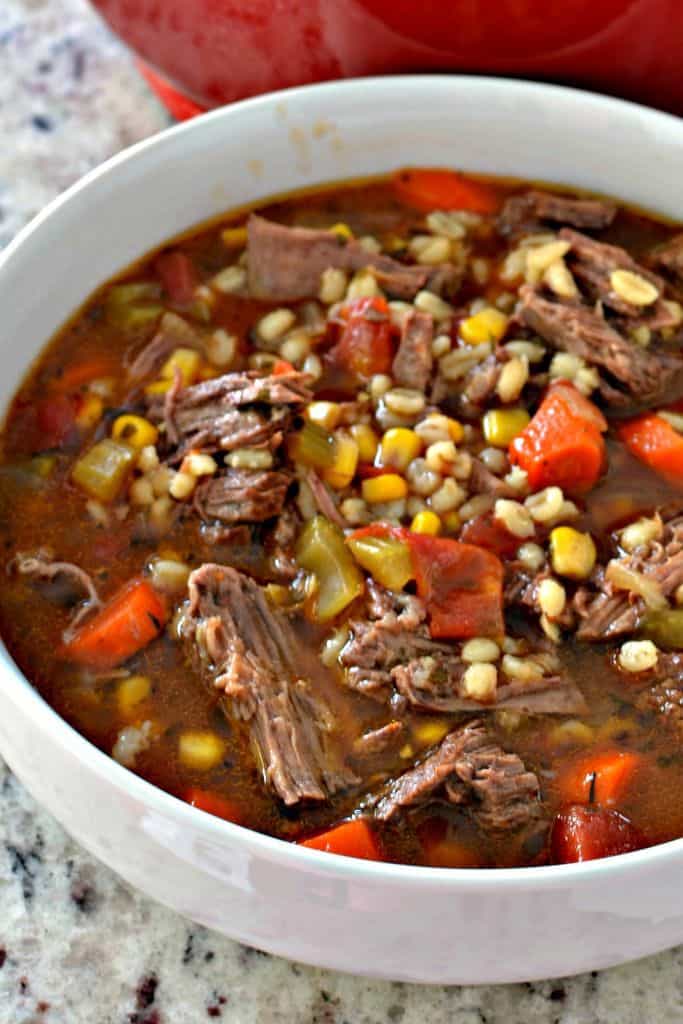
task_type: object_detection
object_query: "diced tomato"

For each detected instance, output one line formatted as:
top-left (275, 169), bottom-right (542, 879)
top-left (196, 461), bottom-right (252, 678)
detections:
top-left (618, 414), bottom-right (683, 485)
top-left (299, 818), bottom-right (381, 861)
top-left (356, 462), bottom-right (387, 479)
top-left (155, 250), bottom-right (197, 306)
top-left (271, 359), bottom-right (295, 376)
top-left (509, 382), bottom-right (607, 493)
top-left (185, 788), bottom-right (243, 824)
top-left (557, 750), bottom-right (642, 808)
top-left (408, 534), bottom-right (504, 639)
top-left (460, 512), bottom-right (520, 558)
top-left (333, 296), bottom-right (394, 379)
top-left (392, 168), bottom-right (501, 215)
top-left (61, 578), bottom-right (167, 669)
top-left (550, 805), bottom-right (645, 863)
top-left (36, 394), bottom-right (80, 448)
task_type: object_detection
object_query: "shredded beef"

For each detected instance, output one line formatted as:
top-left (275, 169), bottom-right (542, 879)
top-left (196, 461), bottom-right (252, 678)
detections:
top-left (469, 457), bottom-right (514, 498)
top-left (9, 549), bottom-right (102, 639)
top-left (126, 312), bottom-right (201, 382)
top-left (462, 354), bottom-right (503, 406)
top-left (651, 233), bottom-right (683, 288)
top-left (575, 514), bottom-right (683, 641)
top-left (559, 229), bottom-right (675, 328)
top-left (636, 656), bottom-right (683, 738)
top-left (181, 564), bottom-right (357, 805)
top-left (268, 505), bottom-right (300, 579)
top-left (517, 285), bottom-right (682, 405)
top-left (147, 369), bottom-right (311, 454)
top-left (375, 719), bottom-right (542, 834)
top-left (306, 469), bottom-right (347, 528)
top-left (498, 190), bottom-right (616, 237)
top-left (351, 721), bottom-right (405, 760)
top-left (392, 310), bottom-right (434, 391)
top-left (246, 215), bottom-right (459, 301)
top-left (194, 468), bottom-right (291, 525)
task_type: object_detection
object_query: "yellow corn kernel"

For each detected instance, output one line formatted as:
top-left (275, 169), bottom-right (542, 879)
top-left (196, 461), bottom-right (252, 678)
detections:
top-left (349, 423), bottom-right (379, 462)
top-left (71, 439), bottom-right (135, 502)
top-left (399, 743), bottom-right (414, 759)
top-left (198, 363), bottom-right (222, 381)
top-left (160, 347), bottom-right (201, 385)
top-left (446, 418), bottom-right (465, 443)
top-left (550, 526), bottom-right (597, 580)
top-left (410, 510), bottom-right (441, 535)
top-left (482, 408), bottom-right (530, 448)
top-left (117, 675), bottom-right (151, 716)
top-left (549, 719), bottom-right (595, 747)
top-left (460, 308), bottom-right (509, 346)
top-left (378, 428), bottom-right (422, 473)
top-left (329, 222), bottom-right (353, 240)
top-left (144, 378), bottom-right (173, 396)
top-left (178, 730), bottom-right (226, 771)
top-left (306, 401), bottom-right (341, 432)
top-left (412, 718), bottom-right (451, 749)
top-left (221, 224), bottom-right (248, 248)
top-left (323, 432), bottom-right (359, 490)
top-left (75, 394), bottom-right (103, 431)
top-left (362, 473), bottom-right (408, 504)
top-left (112, 414), bottom-right (158, 450)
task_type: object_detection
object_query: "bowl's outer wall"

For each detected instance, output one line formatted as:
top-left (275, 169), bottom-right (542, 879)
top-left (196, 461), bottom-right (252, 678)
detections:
top-left (1, 78), bottom-right (683, 983)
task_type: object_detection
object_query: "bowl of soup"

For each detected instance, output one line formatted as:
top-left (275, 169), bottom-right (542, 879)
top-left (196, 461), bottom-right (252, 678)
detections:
top-left (0, 76), bottom-right (682, 983)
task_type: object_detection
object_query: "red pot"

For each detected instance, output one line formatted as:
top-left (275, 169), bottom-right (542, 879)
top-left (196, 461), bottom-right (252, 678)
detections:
top-left (92, 0), bottom-right (683, 118)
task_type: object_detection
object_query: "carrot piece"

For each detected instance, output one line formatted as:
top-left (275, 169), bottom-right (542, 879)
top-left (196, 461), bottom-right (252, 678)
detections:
top-left (155, 250), bottom-right (197, 306)
top-left (618, 414), bottom-right (683, 485)
top-left (52, 356), bottom-right (118, 393)
top-left (62, 578), bottom-right (167, 669)
top-left (509, 382), bottom-right (607, 493)
top-left (185, 788), bottom-right (243, 824)
top-left (299, 819), bottom-right (382, 861)
top-left (422, 838), bottom-right (481, 868)
top-left (392, 168), bottom-right (501, 215)
top-left (271, 359), bottom-right (295, 376)
top-left (557, 749), bottom-right (642, 808)
top-left (408, 535), bottom-right (504, 639)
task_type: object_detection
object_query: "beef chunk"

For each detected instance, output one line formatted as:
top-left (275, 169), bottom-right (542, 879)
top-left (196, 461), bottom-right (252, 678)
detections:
top-left (499, 190), bottom-right (616, 237)
top-left (560, 229), bottom-right (675, 327)
top-left (181, 564), bottom-right (357, 804)
top-left (575, 514), bottom-right (683, 641)
top-left (462, 353), bottom-right (502, 407)
top-left (147, 369), bottom-right (311, 455)
top-left (517, 285), bottom-right (682, 406)
top-left (468, 457), bottom-right (514, 498)
top-left (194, 468), bottom-right (291, 525)
top-left (636, 656), bottom-right (683, 738)
top-left (305, 469), bottom-right (347, 528)
top-left (246, 215), bottom-right (459, 301)
top-left (351, 721), bottom-right (405, 760)
top-left (126, 312), bottom-right (201, 382)
top-left (375, 719), bottom-right (542, 834)
top-left (9, 549), bottom-right (102, 639)
top-left (650, 233), bottom-right (683, 294)
top-left (392, 310), bottom-right (434, 390)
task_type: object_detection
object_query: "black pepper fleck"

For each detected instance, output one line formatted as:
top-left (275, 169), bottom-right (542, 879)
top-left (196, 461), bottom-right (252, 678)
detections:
top-left (32, 115), bottom-right (53, 133)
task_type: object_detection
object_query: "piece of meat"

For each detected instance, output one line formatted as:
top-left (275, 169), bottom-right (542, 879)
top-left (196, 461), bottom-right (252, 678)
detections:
top-left (351, 721), bottom-right (405, 760)
top-left (267, 504), bottom-right (300, 579)
top-left (468, 457), bottom-right (514, 498)
top-left (392, 310), bottom-right (434, 390)
top-left (246, 215), bottom-right (459, 301)
top-left (181, 563), bottom-right (357, 805)
top-left (651, 233), bottom-right (683, 288)
top-left (194, 468), bottom-right (291, 525)
top-left (147, 369), bottom-right (311, 454)
top-left (463, 354), bottom-right (502, 406)
top-left (375, 719), bottom-right (542, 835)
top-left (517, 286), bottom-right (682, 406)
top-left (9, 549), bottom-right (102, 640)
top-left (575, 514), bottom-right (683, 641)
top-left (498, 190), bottom-right (616, 237)
top-left (560, 229), bottom-right (675, 327)
top-left (636, 662), bottom-right (683, 740)
top-left (305, 469), bottom-right (347, 528)
top-left (126, 312), bottom-right (201, 382)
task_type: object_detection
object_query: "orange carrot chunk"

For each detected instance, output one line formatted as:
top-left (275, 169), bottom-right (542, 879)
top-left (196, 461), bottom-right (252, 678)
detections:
top-left (185, 788), bottom-right (243, 824)
top-left (62, 578), bottom-right (166, 669)
top-left (300, 819), bottom-right (382, 860)
top-left (557, 749), bottom-right (642, 808)
top-left (392, 168), bottom-right (501, 215)
top-left (618, 413), bottom-right (683, 485)
top-left (509, 382), bottom-right (607, 493)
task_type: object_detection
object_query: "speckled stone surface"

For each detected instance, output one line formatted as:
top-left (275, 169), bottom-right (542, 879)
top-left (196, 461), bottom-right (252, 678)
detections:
top-left (2, 1), bottom-right (683, 1020)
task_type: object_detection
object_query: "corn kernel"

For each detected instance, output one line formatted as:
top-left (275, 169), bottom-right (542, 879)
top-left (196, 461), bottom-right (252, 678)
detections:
top-left (378, 427), bottom-right (422, 472)
top-left (329, 222), bottom-right (353, 240)
top-left (482, 408), bottom-right (530, 448)
top-left (550, 526), bottom-right (597, 580)
top-left (362, 473), bottom-right (408, 504)
top-left (410, 510), bottom-right (441, 535)
top-left (112, 414), bottom-right (158, 450)
top-left (257, 308), bottom-right (296, 343)
top-left (169, 471), bottom-right (196, 500)
top-left (117, 675), bottom-right (151, 716)
top-left (411, 718), bottom-right (451, 748)
top-left (323, 432), bottom-right (359, 490)
top-left (221, 224), bottom-right (248, 248)
top-left (460, 308), bottom-right (509, 346)
top-left (144, 378), bottom-right (173, 396)
top-left (441, 510), bottom-right (462, 533)
top-left (178, 730), bottom-right (226, 770)
top-left (349, 423), bottom-right (379, 462)
top-left (129, 477), bottom-right (155, 506)
top-left (307, 401), bottom-right (342, 432)
top-left (182, 452), bottom-right (218, 477)
top-left (160, 347), bottom-right (201, 385)
top-left (75, 394), bottom-right (103, 430)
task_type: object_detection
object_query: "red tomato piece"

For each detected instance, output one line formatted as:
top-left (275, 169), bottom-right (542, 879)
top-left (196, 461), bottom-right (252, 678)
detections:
top-left (155, 250), bottom-right (197, 306)
top-left (550, 805), bottom-right (645, 863)
top-left (333, 296), bottom-right (394, 379)
top-left (36, 393), bottom-right (79, 448)
top-left (460, 512), bottom-right (520, 558)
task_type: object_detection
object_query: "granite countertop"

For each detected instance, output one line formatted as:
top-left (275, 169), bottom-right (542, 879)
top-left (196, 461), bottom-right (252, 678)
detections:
top-left (2, 0), bottom-right (683, 1020)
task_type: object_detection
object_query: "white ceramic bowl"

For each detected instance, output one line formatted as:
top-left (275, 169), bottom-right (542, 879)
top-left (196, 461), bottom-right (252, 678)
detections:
top-left (0, 77), bottom-right (682, 985)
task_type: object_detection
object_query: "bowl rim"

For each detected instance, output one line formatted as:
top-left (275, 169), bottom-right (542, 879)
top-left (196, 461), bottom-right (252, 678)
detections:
top-left (2, 72), bottom-right (683, 889)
